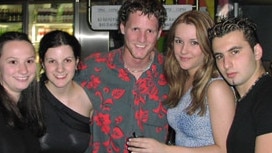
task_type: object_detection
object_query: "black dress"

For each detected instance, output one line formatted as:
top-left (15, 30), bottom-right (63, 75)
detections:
top-left (39, 83), bottom-right (90, 153)
top-left (0, 105), bottom-right (41, 153)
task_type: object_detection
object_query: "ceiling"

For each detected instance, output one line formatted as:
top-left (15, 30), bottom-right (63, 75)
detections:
top-left (237, 0), bottom-right (272, 5)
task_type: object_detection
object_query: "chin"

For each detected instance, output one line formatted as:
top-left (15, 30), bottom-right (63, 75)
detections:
top-left (16, 86), bottom-right (30, 91)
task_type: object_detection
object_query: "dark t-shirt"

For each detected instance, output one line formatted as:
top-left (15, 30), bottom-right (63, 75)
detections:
top-left (39, 83), bottom-right (90, 153)
top-left (227, 73), bottom-right (272, 153)
top-left (0, 107), bottom-right (40, 153)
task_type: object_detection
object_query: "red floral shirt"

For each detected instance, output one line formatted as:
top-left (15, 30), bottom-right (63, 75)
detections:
top-left (76, 47), bottom-right (169, 153)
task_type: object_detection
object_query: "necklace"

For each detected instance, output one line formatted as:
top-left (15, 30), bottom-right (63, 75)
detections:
top-left (237, 72), bottom-right (269, 102)
top-left (124, 57), bottom-right (153, 73)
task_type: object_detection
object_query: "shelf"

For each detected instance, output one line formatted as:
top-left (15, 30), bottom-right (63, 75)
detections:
top-left (0, 22), bottom-right (22, 26)
top-left (31, 22), bottom-right (73, 43)
top-left (33, 22), bottom-right (73, 26)
top-left (0, 22), bottom-right (22, 33)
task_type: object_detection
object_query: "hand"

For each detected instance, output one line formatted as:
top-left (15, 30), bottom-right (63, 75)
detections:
top-left (127, 137), bottom-right (167, 153)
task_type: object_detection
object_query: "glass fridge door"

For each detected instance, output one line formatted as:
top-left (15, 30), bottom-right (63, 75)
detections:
top-left (0, 3), bottom-right (23, 35)
top-left (28, 1), bottom-right (74, 50)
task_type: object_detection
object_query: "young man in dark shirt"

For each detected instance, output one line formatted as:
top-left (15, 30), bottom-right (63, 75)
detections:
top-left (209, 17), bottom-right (272, 153)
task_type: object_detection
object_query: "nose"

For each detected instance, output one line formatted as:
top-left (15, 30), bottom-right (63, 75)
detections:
top-left (223, 56), bottom-right (232, 69)
top-left (137, 31), bottom-right (147, 43)
top-left (18, 63), bottom-right (28, 74)
top-left (180, 43), bottom-right (189, 54)
top-left (56, 63), bottom-right (65, 72)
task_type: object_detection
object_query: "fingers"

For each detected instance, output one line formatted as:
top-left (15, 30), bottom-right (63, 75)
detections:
top-left (127, 138), bottom-right (145, 148)
top-left (127, 138), bottom-right (158, 153)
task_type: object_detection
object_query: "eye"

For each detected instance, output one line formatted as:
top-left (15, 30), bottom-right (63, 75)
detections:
top-left (8, 60), bottom-right (17, 64)
top-left (27, 58), bottom-right (35, 64)
top-left (147, 29), bottom-right (154, 33)
top-left (191, 40), bottom-right (199, 46)
top-left (231, 49), bottom-right (239, 55)
top-left (64, 58), bottom-right (73, 63)
top-left (47, 59), bottom-right (55, 64)
top-left (214, 54), bottom-right (223, 60)
top-left (132, 27), bottom-right (138, 31)
top-left (174, 38), bottom-right (183, 44)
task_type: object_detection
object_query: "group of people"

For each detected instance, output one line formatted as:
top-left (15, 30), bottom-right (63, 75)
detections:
top-left (0, 29), bottom-right (93, 153)
top-left (0, 0), bottom-right (271, 153)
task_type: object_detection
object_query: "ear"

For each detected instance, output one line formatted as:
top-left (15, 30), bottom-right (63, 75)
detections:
top-left (120, 22), bottom-right (125, 35)
top-left (76, 58), bottom-right (79, 65)
top-left (253, 43), bottom-right (263, 60)
top-left (157, 28), bottom-right (162, 40)
top-left (41, 62), bottom-right (45, 69)
top-left (76, 58), bottom-right (79, 70)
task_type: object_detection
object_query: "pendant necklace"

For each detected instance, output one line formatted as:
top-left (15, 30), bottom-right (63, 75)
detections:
top-left (124, 56), bottom-right (154, 73)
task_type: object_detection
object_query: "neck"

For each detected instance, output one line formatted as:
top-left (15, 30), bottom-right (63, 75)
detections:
top-left (45, 81), bottom-right (74, 98)
top-left (124, 59), bottom-right (153, 73)
top-left (237, 70), bottom-right (268, 100)
top-left (123, 52), bottom-right (154, 73)
top-left (2, 86), bottom-right (21, 103)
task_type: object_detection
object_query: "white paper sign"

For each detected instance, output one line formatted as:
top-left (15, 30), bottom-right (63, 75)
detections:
top-left (91, 5), bottom-right (193, 30)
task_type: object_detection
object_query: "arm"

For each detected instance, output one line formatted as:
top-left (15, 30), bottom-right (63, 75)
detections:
top-left (205, 80), bottom-right (236, 153)
top-left (255, 133), bottom-right (272, 153)
top-left (127, 80), bottom-right (236, 153)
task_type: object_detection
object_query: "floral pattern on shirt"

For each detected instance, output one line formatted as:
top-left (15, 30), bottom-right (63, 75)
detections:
top-left (76, 47), bottom-right (169, 153)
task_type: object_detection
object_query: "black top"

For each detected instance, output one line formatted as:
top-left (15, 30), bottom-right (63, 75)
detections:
top-left (0, 105), bottom-right (40, 153)
top-left (39, 83), bottom-right (90, 153)
top-left (227, 73), bottom-right (272, 153)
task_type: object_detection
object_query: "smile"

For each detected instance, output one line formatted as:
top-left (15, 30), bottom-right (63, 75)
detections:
top-left (15, 76), bottom-right (29, 81)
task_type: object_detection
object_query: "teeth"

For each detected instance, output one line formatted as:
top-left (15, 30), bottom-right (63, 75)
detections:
top-left (55, 74), bottom-right (67, 79)
top-left (16, 76), bottom-right (29, 81)
top-left (136, 44), bottom-right (145, 48)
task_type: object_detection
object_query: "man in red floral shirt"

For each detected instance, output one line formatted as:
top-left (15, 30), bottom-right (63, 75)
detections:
top-left (75, 0), bottom-right (169, 152)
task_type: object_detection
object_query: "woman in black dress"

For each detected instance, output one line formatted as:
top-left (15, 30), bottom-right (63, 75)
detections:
top-left (0, 32), bottom-right (45, 153)
top-left (38, 30), bottom-right (93, 153)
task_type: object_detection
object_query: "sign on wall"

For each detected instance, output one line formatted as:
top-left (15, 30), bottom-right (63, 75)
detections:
top-left (91, 5), bottom-right (192, 30)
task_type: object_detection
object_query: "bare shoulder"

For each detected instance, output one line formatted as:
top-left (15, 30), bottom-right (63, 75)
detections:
top-left (207, 79), bottom-right (236, 106)
top-left (73, 81), bottom-right (93, 115)
top-left (207, 79), bottom-right (233, 95)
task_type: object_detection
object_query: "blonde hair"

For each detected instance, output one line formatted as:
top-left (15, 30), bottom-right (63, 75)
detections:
top-left (164, 11), bottom-right (218, 116)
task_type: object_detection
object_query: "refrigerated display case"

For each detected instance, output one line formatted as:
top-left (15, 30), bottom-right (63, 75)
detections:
top-left (26, 0), bottom-right (109, 58)
top-left (0, 0), bottom-right (110, 59)
top-left (0, 2), bottom-right (24, 35)
top-left (27, 1), bottom-right (74, 50)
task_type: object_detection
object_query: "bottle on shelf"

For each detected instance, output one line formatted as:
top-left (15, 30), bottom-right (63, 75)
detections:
top-left (2, 9), bottom-right (9, 22)
top-left (63, 7), bottom-right (73, 23)
top-left (0, 9), bottom-right (3, 22)
top-left (0, 8), bottom-right (22, 22)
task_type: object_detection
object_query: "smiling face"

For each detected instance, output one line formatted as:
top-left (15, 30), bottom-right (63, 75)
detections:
top-left (0, 40), bottom-right (36, 97)
top-left (120, 11), bottom-right (161, 60)
top-left (173, 23), bottom-right (205, 76)
top-left (43, 45), bottom-right (78, 89)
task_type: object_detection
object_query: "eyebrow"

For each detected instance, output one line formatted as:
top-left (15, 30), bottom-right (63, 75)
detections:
top-left (214, 46), bottom-right (242, 54)
top-left (228, 46), bottom-right (242, 52)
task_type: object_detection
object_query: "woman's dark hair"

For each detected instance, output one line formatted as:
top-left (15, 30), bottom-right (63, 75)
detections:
top-left (118, 0), bottom-right (167, 29)
top-left (38, 30), bottom-right (81, 82)
top-left (0, 31), bottom-right (45, 136)
top-left (0, 31), bottom-right (32, 54)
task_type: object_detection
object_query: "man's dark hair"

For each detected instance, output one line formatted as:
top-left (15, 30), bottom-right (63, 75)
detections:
top-left (208, 17), bottom-right (260, 48)
top-left (118, 0), bottom-right (167, 29)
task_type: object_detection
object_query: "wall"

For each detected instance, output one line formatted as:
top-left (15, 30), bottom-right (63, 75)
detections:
top-left (241, 5), bottom-right (272, 61)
